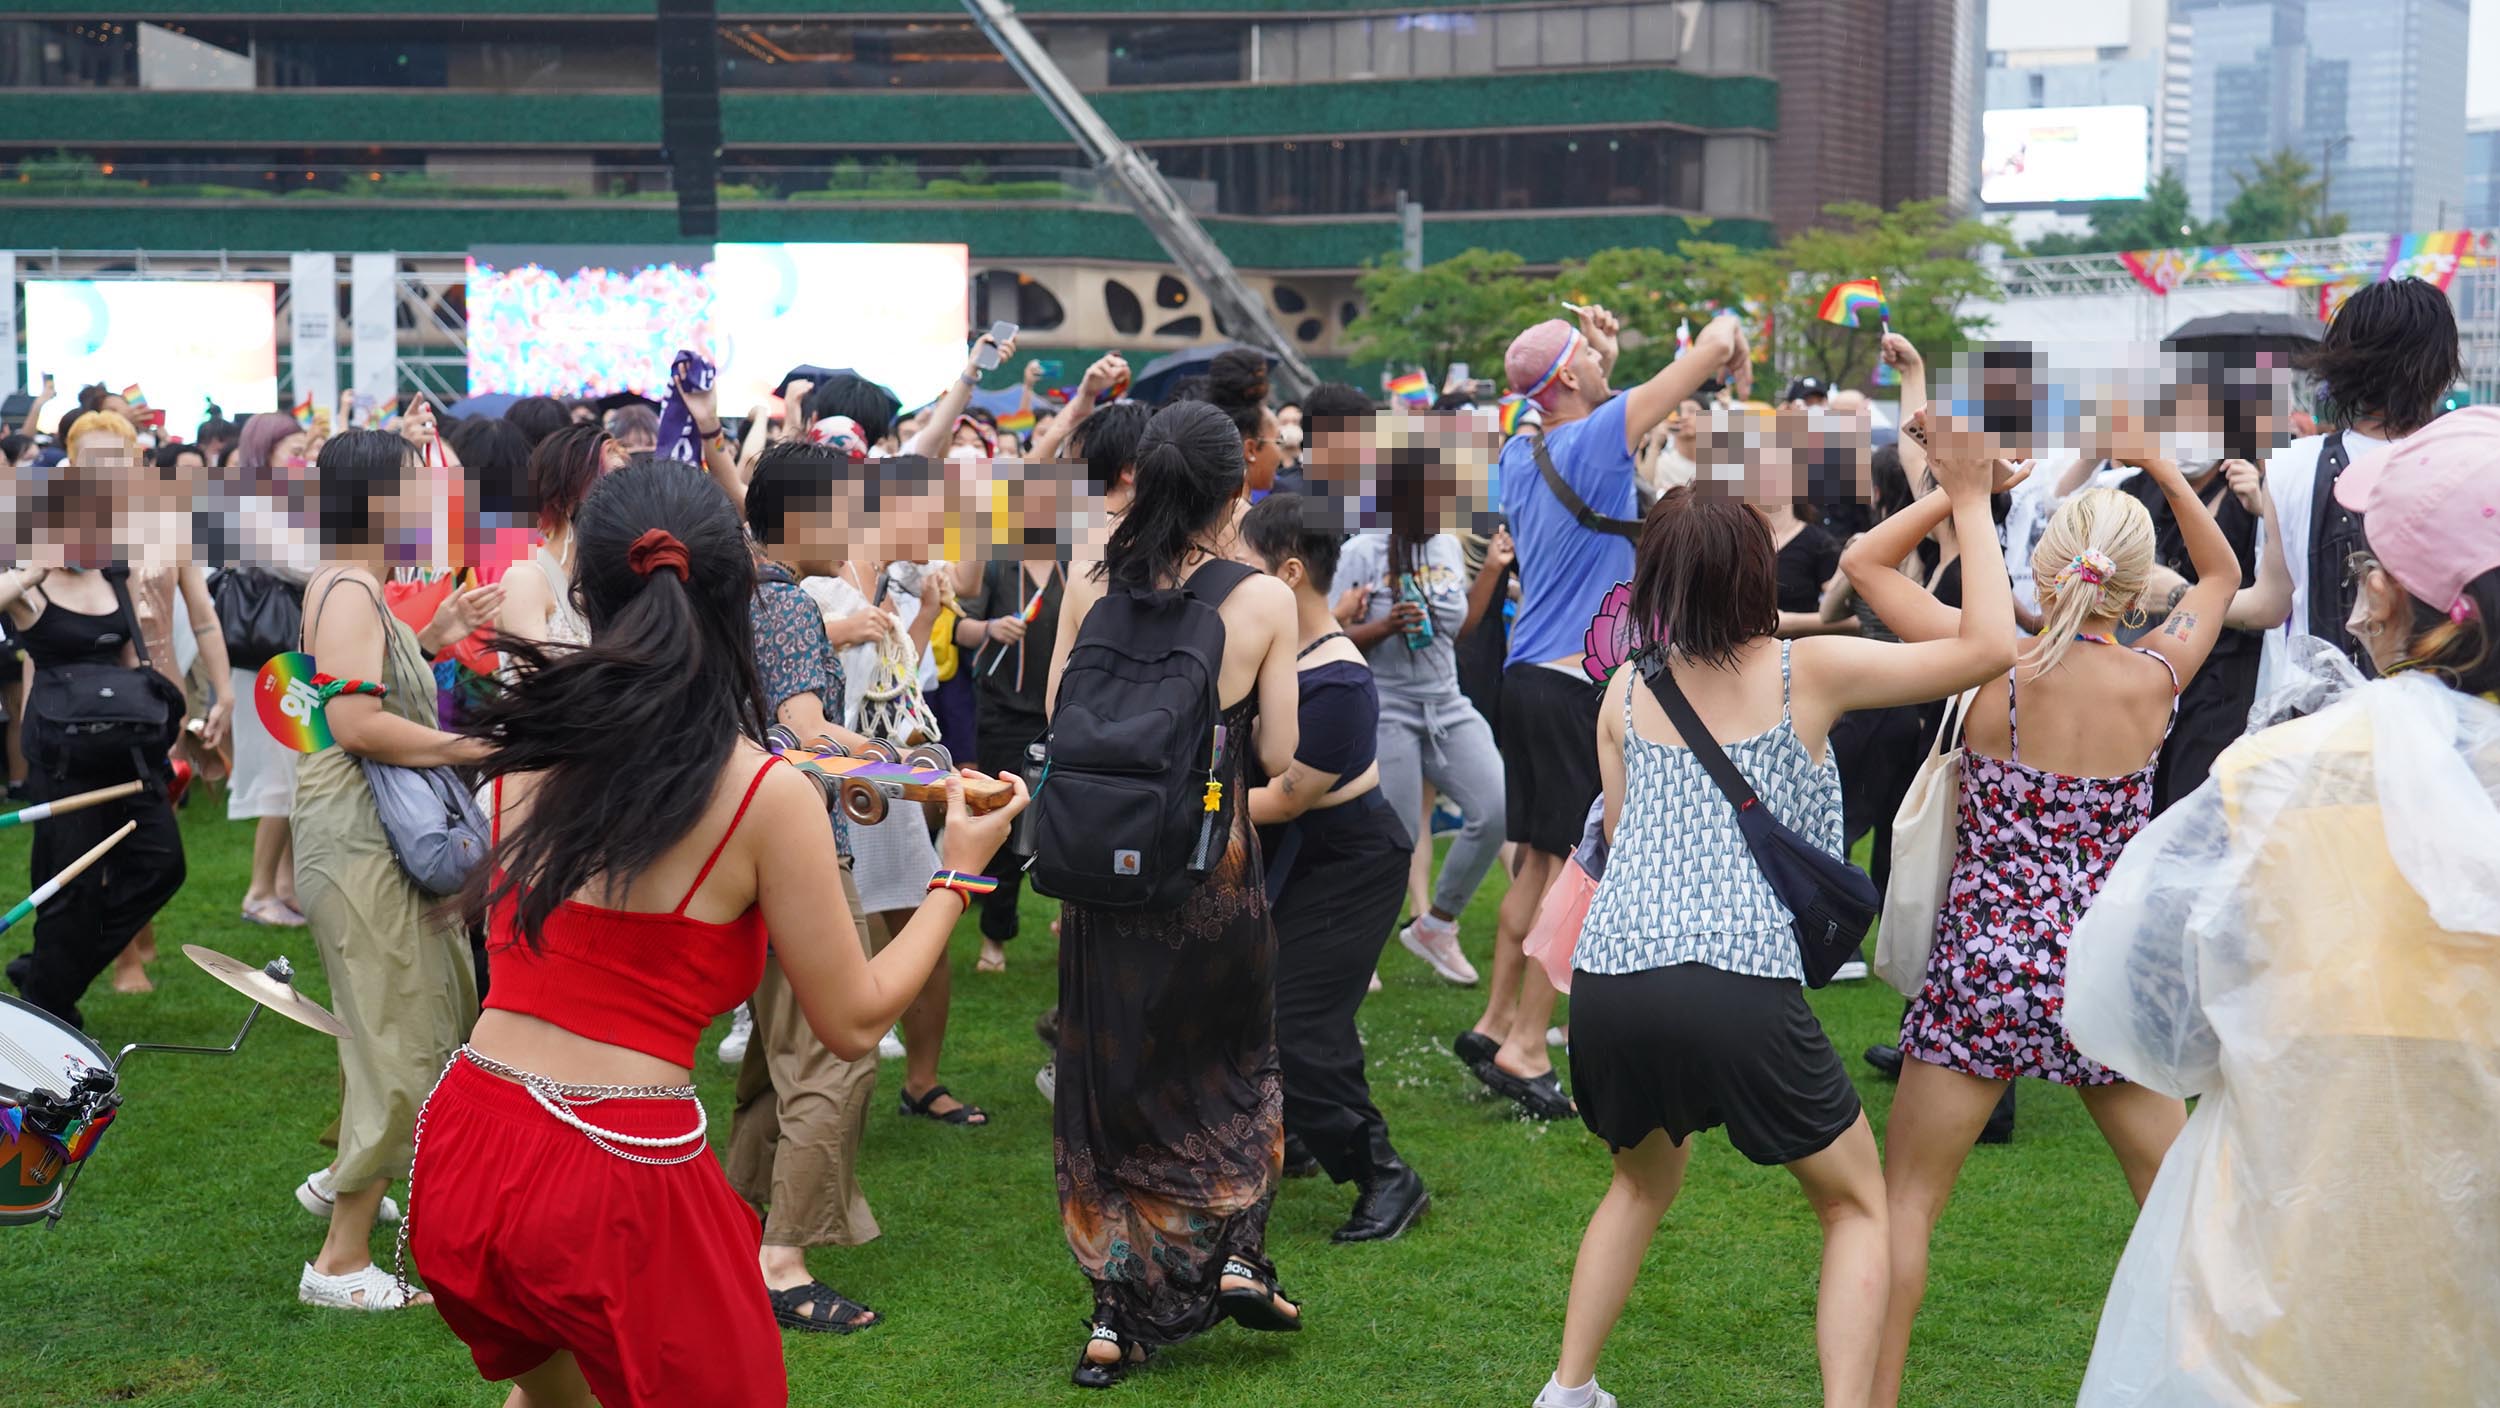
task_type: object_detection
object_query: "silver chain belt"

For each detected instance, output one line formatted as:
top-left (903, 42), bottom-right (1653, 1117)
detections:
top-left (393, 1046), bottom-right (707, 1305)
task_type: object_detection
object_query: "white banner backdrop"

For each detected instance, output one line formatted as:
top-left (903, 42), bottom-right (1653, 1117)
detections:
top-left (288, 252), bottom-right (339, 416)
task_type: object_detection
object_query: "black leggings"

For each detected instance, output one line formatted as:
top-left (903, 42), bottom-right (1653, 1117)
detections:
top-left (6, 769), bottom-right (184, 1031)
top-left (1271, 801), bottom-right (1413, 1184)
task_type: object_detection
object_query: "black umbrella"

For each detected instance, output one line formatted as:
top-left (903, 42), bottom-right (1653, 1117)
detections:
top-left (2164, 313), bottom-right (2325, 356)
top-left (591, 390), bottom-right (661, 416)
top-left (1127, 342), bottom-right (1277, 408)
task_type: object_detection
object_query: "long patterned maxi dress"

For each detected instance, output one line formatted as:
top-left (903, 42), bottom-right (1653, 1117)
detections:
top-left (1054, 696), bottom-right (1283, 1347)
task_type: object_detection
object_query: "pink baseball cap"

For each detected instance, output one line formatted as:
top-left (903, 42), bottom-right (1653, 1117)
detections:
top-left (1505, 319), bottom-right (1584, 408)
top-left (2335, 404), bottom-right (2500, 622)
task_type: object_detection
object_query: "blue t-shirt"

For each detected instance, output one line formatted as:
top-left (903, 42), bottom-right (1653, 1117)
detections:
top-left (1501, 394), bottom-right (1636, 667)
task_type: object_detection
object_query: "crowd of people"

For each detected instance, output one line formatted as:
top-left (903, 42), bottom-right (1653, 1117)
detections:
top-left (2, 271), bottom-right (2493, 1408)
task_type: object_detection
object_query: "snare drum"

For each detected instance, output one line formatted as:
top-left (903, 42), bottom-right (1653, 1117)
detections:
top-left (0, 993), bottom-right (119, 1226)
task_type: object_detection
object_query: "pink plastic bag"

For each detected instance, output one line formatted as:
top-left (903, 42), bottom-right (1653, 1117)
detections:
top-left (1521, 855), bottom-right (1598, 996)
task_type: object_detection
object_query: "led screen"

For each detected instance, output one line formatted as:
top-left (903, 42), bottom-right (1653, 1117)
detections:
top-left (1981, 106), bottom-right (2151, 206)
top-left (23, 280), bottom-right (278, 435)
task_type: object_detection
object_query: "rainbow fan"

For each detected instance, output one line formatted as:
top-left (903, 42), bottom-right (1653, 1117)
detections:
top-left (1817, 278), bottom-right (1888, 329)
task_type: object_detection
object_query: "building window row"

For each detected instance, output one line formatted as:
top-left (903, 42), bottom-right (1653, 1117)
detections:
top-left (0, 6), bottom-right (1767, 94)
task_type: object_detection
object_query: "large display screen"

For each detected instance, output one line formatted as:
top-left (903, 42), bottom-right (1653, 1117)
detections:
top-left (466, 243), bottom-right (971, 409)
top-left (466, 246), bottom-right (716, 400)
top-left (1981, 106), bottom-right (2150, 206)
top-left (23, 280), bottom-right (278, 435)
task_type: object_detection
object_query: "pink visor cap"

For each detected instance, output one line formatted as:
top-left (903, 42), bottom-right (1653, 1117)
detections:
top-left (2335, 405), bottom-right (2500, 623)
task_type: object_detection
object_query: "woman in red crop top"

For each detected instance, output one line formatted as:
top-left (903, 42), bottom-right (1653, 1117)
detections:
top-left (405, 462), bottom-right (1027, 1408)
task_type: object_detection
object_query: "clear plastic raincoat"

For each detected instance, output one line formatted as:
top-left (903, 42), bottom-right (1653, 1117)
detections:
top-left (2065, 640), bottom-right (2500, 1407)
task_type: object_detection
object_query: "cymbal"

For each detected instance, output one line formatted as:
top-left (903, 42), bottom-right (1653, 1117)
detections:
top-left (181, 945), bottom-right (351, 1040)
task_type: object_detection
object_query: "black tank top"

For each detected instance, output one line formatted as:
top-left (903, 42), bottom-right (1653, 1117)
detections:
top-left (15, 577), bottom-right (134, 670)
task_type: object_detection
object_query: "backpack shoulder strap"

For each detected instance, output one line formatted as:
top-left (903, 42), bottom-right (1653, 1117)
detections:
top-left (1185, 557), bottom-right (1258, 609)
top-left (1532, 434), bottom-right (1642, 541)
top-left (102, 565), bottom-right (152, 666)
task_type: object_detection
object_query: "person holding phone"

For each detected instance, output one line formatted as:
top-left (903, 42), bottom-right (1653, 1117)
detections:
top-left (901, 328), bottom-right (1018, 461)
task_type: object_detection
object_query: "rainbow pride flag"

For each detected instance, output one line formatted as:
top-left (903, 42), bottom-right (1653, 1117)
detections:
top-left (1387, 370), bottom-right (1433, 408)
top-left (995, 404), bottom-right (1037, 434)
top-left (1497, 394), bottom-right (1536, 438)
top-left (292, 394), bottom-right (316, 425)
top-left (1817, 278), bottom-right (1887, 329)
top-left (2383, 230), bottom-right (2477, 289)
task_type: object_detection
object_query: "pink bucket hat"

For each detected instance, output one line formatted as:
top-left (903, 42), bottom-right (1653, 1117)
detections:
top-left (2336, 405), bottom-right (2500, 622)
top-left (1505, 318), bottom-right (1584, 409)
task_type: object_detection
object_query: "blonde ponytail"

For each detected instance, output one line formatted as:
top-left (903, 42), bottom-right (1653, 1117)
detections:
top-left (2026, 488), bottom-right (2155, 680)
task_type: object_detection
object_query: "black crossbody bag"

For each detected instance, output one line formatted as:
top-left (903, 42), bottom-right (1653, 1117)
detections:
top-left (1641, 660), bottom-right (1876, 989)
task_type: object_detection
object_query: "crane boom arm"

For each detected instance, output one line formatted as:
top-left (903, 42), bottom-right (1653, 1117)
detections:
top-left (959, 0), bottom-right (1320, 401)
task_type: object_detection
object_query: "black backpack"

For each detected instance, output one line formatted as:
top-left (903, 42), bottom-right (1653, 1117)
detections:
top-left (22, 567), bottom-right (185, 788)
top-left (1029, 559), bottom-right (1255, 911)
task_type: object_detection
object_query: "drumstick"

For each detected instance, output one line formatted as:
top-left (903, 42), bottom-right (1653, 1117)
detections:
top-left (0, 821), bottom-right (138, 933)
top-left (0, 780), bottom-right (145, 830)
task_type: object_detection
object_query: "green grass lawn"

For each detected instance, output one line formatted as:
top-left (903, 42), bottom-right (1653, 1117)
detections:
top-left (0, 791), bottom-right (2136, 1406)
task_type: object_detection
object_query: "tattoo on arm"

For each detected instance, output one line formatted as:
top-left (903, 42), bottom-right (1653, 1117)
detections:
top-left (1278, 771), bottom-right (1299, 798)
top-left (2161, 609), bottom-right (2199, 641)
top-left (2163, 582), bottom-right (2188, 616)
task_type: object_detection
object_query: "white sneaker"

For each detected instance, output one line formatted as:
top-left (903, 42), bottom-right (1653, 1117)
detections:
top-left (1545, 1025), bottom-right (1569, 1051)
top-left (1399, 914), bottom-right (1480, 986)
top-left (298, 1261), bottom-right (420, 1311)
top-left (878, 1027), bottom-right (906, 1060)
top-left (298, 1167), bottom-right (400, 1225)
top-left (1036, 1061), bottom-right (1057, 1103)
top-left (1832, 959), bottom-right (1871, 982)
top-left (1532, 1377), bottom-right (1617, 1408)
top-left (717, 1003), bottom-right (754, 1064)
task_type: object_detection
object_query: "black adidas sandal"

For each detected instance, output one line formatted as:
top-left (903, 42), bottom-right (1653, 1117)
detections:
top-left (1215, 1258), bottom-right (1302, 1333)
top-left (768, 1281), bottom-right (877, 1333)
top-left (1072, 1323), bottom-right (1150, 1389)
top-left (898, 1084), bottom-right (989, 1126)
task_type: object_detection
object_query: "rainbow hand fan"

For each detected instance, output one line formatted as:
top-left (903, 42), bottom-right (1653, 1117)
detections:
top-left (1817, 279), bottom-right (1889, 332)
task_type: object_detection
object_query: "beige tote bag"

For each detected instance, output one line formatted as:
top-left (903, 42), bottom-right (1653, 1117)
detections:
top-left (1875, 688), bottom-right (1975, 997)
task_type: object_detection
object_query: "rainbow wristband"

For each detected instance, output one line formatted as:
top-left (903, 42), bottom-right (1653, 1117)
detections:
top-left (927, 869), bottom-right (999, 899)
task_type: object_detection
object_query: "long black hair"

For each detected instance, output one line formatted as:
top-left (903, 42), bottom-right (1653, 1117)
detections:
top-left (2300, 277), bottom-right (2460, 435)
top-left (461, 460), bottom-right (769, 946)
top-left (1098, 400), bottom-right (1242, 591)
top-left (1383, 445), bottom-right (1437, 580)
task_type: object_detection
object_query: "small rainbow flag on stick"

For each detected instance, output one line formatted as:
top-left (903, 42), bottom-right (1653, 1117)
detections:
top-left (1817, 278), bottom-right (1889, 334)
top-left (291, 394), bottom-right (316, 425)
top-left (1386, 370), bottom-right (1433, 408)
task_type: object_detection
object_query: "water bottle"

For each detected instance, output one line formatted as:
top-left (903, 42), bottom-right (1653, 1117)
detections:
top-left (1011, 740), bottom-right (1048, 858)
top-left (1398, 573), bottom-right (1436, 651)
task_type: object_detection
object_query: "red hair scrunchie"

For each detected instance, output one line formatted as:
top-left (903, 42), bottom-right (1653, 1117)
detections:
top-left (627, 528), bottom-right (691, 581)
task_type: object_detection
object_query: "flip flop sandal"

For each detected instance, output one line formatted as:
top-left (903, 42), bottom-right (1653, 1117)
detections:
top-left (768, 1281), bottom-right (877, 1334)
top-left (1215, 1258), bottom-right (1302, 1333)
top-left (1473, 1060), bottom-right (1578, 1121)
top-left (1453, 1030), bottom-right (1499, 1068)
top-left (898, 1084), bottom-right (989, 1126)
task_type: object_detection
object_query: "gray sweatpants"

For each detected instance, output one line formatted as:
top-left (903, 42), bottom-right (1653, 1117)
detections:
top-left (1374, 692), bottom-right (1506, 922)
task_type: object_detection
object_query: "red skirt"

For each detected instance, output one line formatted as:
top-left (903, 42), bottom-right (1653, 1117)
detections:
top-left (408, 1054), bottom-right (787, 1407)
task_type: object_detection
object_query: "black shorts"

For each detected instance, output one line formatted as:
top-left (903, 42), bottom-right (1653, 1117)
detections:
top-left (1569, 963), bottom-right (1861, 1166)
top-left (1500, 664), bottom-right (1603, 855)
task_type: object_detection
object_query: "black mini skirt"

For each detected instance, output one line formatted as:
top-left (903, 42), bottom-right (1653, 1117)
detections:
top-left (1568, 962), bottom-right (1861, 1166)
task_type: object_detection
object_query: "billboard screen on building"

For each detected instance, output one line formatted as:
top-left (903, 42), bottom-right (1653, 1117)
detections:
top-left (467, 243), bottom-right (972, 409)
top-left (1981, 106), bottom-right (2150, 205)
top-left (24, 280), bottom-right (277, 435)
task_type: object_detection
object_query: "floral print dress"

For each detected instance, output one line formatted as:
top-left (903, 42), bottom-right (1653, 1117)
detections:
top-left (1901, 647), bottom-right (2178, 1086)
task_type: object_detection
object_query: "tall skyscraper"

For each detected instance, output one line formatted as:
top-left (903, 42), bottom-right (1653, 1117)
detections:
top-left (2300, 0), bottom-right (2469, 231)
top-left (1771, 0), bottom-right (1979, 233)
top-left (2467, 126), bottom-right (2500, 229)
top-left (2177, 0), bottom-right (2468, 232)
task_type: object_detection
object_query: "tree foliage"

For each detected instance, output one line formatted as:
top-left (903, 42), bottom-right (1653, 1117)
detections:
top-left (2021, 153), bottom-right (2349, 257)
top-left (1345, 199), bottom-right (2011, 396)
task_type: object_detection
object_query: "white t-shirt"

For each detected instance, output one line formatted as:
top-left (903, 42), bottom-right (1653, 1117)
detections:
top-left (800, 571), bottom-right (940, 733)
top-left (2254, 429), bottom-right (2392, 699)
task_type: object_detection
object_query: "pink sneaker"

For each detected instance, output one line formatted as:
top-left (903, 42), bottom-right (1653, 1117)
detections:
top-left (1399, 915), bottom-right (1479, 986)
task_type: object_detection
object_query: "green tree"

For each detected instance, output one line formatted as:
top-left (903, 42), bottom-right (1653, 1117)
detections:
top-left (1343, 248), bottom-right (1549, 384)
top-left (2221, 149), bottom-right (2348, 243)
top-left (1730, 200), bottom-right (2013, 390)
top-left (2022, 169), bottom-right (2220, 256)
